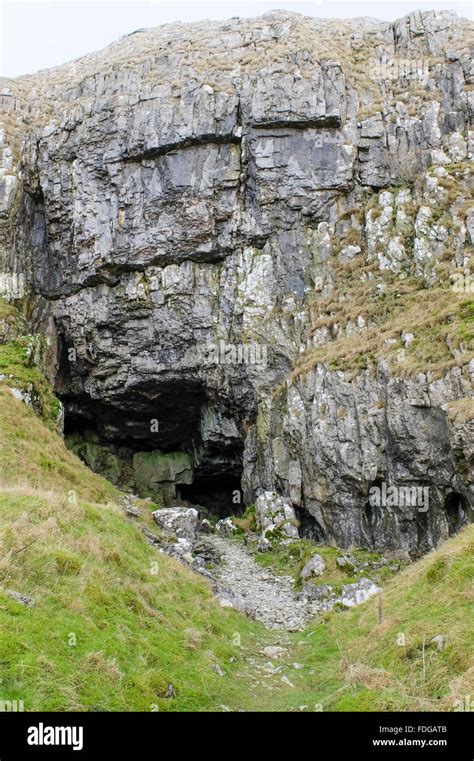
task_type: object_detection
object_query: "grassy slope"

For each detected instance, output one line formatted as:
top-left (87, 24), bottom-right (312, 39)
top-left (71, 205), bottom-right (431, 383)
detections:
top-left (0, 388), bottom-right (269, 711)
top-left (0, 386), bottom-right (472, 711)
top-left (259, 525), bottom-right (473, 712)
top-left (0, 333), bottom-right (62, 429)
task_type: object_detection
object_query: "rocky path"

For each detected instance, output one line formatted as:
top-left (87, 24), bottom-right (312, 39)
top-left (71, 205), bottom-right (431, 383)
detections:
top-left (130, 497), bottom-right (382, 632)
top-left (205, 535), bottom-right (313, 631)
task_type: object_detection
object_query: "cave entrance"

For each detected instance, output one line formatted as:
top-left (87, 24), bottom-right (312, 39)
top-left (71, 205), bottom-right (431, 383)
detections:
top-left (61, 378), bottom-right (206, 453)
top-left (444, 492), bottom-right (469, 536)
top-left (180, 474), bottom-right (243, 518)
top-left (58, 371), bottom-right (246, 515)
top-left (295, 506), bottom-right (326, 543)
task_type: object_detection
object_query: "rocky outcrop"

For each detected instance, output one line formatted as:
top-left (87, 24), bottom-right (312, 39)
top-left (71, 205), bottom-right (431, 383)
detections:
top-left (340, 578), bottom-right (380, 608)
top-left (244, 363), bottom-right (473, 554)
top-left (152, 506), bottom-right (198, 543)
top-left (255, 490), bottom-right (299, 539)
top-left (152, 505), bottom-right (199, 562)
top-left (0, 10), bottom-right (472, 555)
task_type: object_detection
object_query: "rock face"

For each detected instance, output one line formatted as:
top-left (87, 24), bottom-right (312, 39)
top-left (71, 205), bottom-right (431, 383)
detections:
top-left (0, 10), bottom-right (472, 555)
top-left (255, 491), bottom-right (299, 539)
top-left (133, 451), bottom-right (193, 499)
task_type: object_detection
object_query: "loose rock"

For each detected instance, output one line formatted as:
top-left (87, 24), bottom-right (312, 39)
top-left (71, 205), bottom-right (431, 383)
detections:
top-left (301, 554), bottom-right (326, 580)
top-left (152, 507), bottom-right (198, 543)
top-left (340, 578), bottom-right (380, 608)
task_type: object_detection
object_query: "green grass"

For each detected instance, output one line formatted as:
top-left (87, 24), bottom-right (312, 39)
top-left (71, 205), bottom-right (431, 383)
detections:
top-left (0, 387), bottom-right (116, 503)
top-left (0, 390), bottom-right (272, 711)
top-left (253, 540), bottom-right (403, 592)
top-left (290, 526), bottom-right (474, 711)
top-left (0, 487), bottom-right (270, 711)
top-left (0, 336), bottom-right (62, 429)
top-left (0, 386), bottom-right (472, 711)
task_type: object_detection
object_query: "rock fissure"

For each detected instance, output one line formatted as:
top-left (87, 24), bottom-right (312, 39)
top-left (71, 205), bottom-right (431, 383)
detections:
top-left (120, 133), bottom-right (242, 164)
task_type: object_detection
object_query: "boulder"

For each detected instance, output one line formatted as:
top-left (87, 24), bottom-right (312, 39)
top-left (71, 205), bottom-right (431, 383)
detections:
top-left (215, 517), bottom-right (237, 536)
top-left (340, 578), bottom-right (380, 608)
top-left (255, 491), bottom-right (299, 539)
top-left (336, 553), bottom-right (358, 571)
top-left (260, 645), bottom-right (288, 659)
top-left (193, 538), bottom-right (221, 565)
top-left (301, 583), bottom-right (333, 602)
top-left (301, 554), bottom-right (326, 580)
top-left (199, 518), bottom-right (214, 534)
top-left (167, 537), bottom-right (195, 563)
top-left (152, 506), bottom-right (198, 543)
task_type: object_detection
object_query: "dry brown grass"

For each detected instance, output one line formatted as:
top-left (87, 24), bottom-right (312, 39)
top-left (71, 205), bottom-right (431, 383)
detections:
top-left (292, 247), bottom-right (473, 379)
top-left (445, 397), bottom-right (474, 423)
top-left (342, 659), bottom-right (392, 690)
top-left (0, 388), bottom-right (119, 503)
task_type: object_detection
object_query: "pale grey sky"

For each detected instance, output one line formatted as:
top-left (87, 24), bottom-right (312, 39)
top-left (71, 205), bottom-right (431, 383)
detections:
top-left (0, 0), bottom-right (472, 78)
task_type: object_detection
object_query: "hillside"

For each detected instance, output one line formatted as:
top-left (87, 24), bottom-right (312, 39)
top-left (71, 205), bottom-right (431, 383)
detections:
top-left (0, 383), bottom-right (472, 711)
top-left (0, 386), bottom-right (268, 711)
top-left (0, 8), bottom-right (472, 715)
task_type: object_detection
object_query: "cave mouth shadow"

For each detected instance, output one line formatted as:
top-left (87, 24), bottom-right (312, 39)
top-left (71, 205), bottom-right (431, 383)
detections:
top-left (294, 506), bottom-right (326, 543)
top-left (180, 474), bottom-right (243, 519)
top-left (444, 491), bottom-right (470, 536)
top-left (60, 377), bottom-right (246, 515)
top-left (61, 378), bottom-right (206, 453)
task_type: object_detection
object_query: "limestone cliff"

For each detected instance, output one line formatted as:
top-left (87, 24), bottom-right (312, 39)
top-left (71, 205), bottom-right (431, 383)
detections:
top-left (0, 10), bottom-right (472, 555)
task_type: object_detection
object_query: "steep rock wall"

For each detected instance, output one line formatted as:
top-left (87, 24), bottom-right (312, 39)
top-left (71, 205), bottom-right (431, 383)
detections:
top-left (0, 10), bottom-right (472, 554)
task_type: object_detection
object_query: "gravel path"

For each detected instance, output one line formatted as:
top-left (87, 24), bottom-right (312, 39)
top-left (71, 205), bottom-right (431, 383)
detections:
top-left (206, 535), bottom-right (313, 631)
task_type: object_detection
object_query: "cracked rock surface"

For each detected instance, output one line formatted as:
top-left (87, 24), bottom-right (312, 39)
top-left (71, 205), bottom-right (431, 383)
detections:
top-left (0, 9), bottom-right (472, 556)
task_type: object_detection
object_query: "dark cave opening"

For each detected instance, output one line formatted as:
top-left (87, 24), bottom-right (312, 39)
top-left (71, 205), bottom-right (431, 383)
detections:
top-left (444, 492), bottom-right (470, 536)
top-left (180, 474), bottom-right (243, 518)
top-left (61, 379), bottom-right (207, 453)
top-left (58, 371), bottom-right (245, 512)
top-left (295, 506), bottom-right (326, 543)
top-left (56, 333), bottom-right (207, 452)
